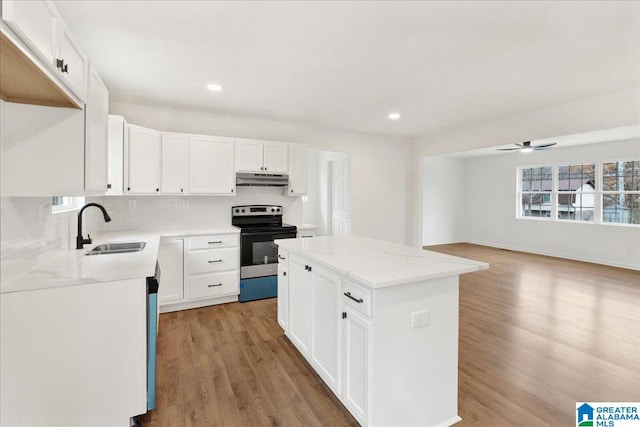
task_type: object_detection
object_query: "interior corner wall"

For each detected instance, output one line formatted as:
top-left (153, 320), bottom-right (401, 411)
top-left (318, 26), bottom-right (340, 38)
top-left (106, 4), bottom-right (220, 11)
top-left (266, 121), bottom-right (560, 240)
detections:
top-left (109, 102), bottom-right (414, 244)
top-left (461, 139), bottom-right (640, 270)
top-left (421, 156), bottom-right (465, 246)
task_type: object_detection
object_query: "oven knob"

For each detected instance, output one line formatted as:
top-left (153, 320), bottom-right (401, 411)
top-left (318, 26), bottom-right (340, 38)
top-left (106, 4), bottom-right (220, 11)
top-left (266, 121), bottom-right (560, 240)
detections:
top-left (241, 209), bottom-right (245, 213)
top-left (271, 208), bottom-right (275, 212)
top-left (235, 209), bottom-right (239, 213)
top-left (277, 208), bottom-right (281, 212)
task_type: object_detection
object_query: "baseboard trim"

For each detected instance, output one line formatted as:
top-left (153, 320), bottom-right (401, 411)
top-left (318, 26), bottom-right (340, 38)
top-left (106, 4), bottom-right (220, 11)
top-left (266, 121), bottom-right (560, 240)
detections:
top-left (460, 240), bottom-right (639, 271)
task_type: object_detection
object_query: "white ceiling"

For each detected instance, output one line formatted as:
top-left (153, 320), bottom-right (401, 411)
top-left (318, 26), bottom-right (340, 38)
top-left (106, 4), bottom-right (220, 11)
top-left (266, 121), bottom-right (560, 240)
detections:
top-left (55, 1), bottom-right (640, 138)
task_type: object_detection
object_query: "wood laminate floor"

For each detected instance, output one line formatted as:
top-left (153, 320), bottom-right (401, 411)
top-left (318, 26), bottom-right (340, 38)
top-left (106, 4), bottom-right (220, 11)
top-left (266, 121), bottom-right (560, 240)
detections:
top-left (141, 243), bottom-right (640, 427)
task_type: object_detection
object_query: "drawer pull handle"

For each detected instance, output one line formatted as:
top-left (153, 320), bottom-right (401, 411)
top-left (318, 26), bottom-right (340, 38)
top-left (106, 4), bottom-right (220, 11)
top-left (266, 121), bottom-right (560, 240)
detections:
top-left (208, 283), bottom-right (222, 288)
top-left (278, 255), bottom-right (286, 260)
top-left (208, 259), bottom-right (223, 263)
top-left (344, 292), bottom-right (363, 303)
top-left (208, 241), bottom-right (223, 244)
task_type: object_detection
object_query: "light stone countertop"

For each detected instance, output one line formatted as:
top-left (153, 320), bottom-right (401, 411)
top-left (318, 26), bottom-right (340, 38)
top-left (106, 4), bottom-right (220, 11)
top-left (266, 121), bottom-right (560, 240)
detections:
top-left (296, 223), bottom-right (318, 231)
top-left (275, 234), bottom-right (489, 288)
top-left (1, 227), bottom-right (240, 294)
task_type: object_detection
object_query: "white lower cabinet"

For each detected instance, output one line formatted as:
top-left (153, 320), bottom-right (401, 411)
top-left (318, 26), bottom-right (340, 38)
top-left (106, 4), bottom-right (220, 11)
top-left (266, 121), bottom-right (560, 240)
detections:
top-left (277, 249), bottom-right (289, 329)
top-left (159, 232), bottom-right (240, 313)
top-left (341, 306), bottom-right (370, 423)
top-left (310, 263), bottom-right (341, 395)
top-left (157, 237), bottom-right (185, 304)
top-left (287, 254), bottom-right (311, 354)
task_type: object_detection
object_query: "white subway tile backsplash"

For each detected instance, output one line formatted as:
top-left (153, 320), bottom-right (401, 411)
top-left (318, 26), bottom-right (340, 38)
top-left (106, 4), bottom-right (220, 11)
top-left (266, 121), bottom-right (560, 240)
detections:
top-left (0, 197), bottom-right (75, 282)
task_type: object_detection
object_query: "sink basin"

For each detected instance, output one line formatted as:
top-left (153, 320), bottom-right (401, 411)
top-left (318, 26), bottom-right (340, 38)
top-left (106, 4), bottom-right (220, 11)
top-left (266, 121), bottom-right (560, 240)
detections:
top-left (85, 242), bottom-right (146, 256)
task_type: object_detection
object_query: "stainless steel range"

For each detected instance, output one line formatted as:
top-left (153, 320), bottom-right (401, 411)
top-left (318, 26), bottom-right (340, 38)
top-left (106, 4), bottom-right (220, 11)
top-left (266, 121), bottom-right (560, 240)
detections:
top-left (232, 205), bottom-right (297, 302)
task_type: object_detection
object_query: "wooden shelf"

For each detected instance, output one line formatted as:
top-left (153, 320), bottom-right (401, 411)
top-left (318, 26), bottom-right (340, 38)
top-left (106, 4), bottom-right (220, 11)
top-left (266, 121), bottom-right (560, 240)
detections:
top-left (0, 31), bottom-right (81, 109)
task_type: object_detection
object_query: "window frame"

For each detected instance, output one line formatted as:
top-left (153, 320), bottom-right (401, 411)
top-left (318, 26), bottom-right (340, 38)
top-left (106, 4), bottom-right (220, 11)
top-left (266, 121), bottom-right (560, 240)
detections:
top-left (517, 158), bottom-right (639, 227)
top-left (51, 196), bottom-right (85, 214)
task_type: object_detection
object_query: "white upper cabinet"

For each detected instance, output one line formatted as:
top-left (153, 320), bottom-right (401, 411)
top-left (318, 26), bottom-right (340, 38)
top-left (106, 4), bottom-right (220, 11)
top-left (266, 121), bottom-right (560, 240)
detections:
top-left (161, 133), bottom-right (187, 194)
top-left (188, 135), bottom-right (235, 195)
top-left (2, 0), bottom-right (88, 101)
top-left (235, 139), bottom-right (288, 173)
top-left (56, 23), bottom-right (87, 100)
top-left (1, 0), bottom-right (57, 65)
top-left (125, 124), bottom-right (161, 194)
top-left (287, 144), bottom-right (308, 195)
top-left (84, 64), bottom-right (109, 193)
top-left (106, 115), bottom-right (125, 196)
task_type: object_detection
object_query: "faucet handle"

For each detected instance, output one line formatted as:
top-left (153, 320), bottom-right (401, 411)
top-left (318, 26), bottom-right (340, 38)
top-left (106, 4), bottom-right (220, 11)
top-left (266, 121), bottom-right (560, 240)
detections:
top-left (86, 234), bottom-right (92, 244)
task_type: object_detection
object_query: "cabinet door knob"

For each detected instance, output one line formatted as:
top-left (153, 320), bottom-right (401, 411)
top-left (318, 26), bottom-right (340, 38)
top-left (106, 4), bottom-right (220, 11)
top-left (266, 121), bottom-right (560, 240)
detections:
top-left (181, 188), bottom-right (183, 192)
top-left (231, 189), bottom-right (234, 193)
top-left (62, 64), bottom-right (68, 73)
top-left (283, 271), bottom-right (287, 276)
top-left (107, 183), bottom-right (112, 189)
top-left (291, 189), bottom-right (294, 193)
top-left (156, 188), bottom-right (159, 192)
top-left (56, 58), bottom-right (64, 69)
top-left (127, 187), bottom-right (131, 191)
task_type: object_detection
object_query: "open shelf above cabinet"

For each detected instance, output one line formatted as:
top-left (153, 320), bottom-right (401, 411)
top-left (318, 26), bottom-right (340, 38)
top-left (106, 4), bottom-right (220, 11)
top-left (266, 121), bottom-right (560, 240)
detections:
top-left (0, 30), bottom-right (81, 109)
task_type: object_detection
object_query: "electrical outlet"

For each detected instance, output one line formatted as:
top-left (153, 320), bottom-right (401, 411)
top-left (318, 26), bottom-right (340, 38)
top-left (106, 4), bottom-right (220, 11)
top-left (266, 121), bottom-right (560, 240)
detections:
top-left (129, 200), bottom-right (137, 210)
top-left (411, 310), bottom-right (430, 328)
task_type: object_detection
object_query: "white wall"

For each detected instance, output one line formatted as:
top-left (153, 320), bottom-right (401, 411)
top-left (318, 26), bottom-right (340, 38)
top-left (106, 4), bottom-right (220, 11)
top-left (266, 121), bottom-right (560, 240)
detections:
top-left (421, 156), bottom-right (465, 245)
top-left (461, 139), bottom-right (640, 269)
top-left (110, 102), bottom-right (415, 244)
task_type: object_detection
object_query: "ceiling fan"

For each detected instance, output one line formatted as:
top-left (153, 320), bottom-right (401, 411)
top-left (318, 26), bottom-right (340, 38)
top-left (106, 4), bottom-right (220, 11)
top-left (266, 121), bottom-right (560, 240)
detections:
top-left (496, 141), bottom-right (557, 152)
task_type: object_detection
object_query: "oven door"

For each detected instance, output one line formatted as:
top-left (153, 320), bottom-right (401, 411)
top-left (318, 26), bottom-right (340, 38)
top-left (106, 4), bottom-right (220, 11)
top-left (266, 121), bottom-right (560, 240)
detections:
top-left (240, 230), bottom-right (297, 279)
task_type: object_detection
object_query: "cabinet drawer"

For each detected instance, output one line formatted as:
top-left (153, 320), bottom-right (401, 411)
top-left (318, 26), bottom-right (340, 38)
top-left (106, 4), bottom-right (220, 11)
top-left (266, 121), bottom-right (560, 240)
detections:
top-left (342, 279), bottom-right (372, 317)
top-left (190, 234), bottom-right (238, 250)
top-left (190, 271), bottom-right (238, 300)
top-left (189, 248), bottom-right (238, 274)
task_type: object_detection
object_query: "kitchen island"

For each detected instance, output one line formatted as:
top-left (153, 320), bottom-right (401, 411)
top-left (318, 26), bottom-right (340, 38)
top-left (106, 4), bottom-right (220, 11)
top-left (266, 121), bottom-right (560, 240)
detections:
top-left (275, 235), bottom-right (489, 427)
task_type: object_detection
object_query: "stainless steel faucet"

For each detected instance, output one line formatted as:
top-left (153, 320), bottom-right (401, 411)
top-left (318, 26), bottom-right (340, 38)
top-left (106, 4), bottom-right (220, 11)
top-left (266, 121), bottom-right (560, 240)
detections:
top-left (76, 203), bottom-right (112, 249)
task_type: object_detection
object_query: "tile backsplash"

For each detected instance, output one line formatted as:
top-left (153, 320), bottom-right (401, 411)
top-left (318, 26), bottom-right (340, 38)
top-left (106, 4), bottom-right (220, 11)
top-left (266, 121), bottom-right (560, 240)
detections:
top-left (85, 187), bottom-right (302, 234)
top-left (0, 188), bottom-right (301, 283)
top-left (0, 197), bottom-right (74, 283)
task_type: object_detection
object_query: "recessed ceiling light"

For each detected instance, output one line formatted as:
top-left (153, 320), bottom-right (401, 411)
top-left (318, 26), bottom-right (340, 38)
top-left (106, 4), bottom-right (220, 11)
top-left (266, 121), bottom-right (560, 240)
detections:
top-left (388, 113), bottom-right (400, 120)
top-left (206, 84), bottom-right (222, 92)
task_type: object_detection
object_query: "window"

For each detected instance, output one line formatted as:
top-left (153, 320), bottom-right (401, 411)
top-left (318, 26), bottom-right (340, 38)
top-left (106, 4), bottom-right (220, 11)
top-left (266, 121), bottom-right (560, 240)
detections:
top-left (51, 196), bottom-right (85, 213)
top-left (557, 163), bottom-right (595, 222)
top-left (602, 160), bottom-right (640, 225)
top-left (518, 159), bottom-right (639, 226)
top-left (519, 166), bottom-right (552, 218)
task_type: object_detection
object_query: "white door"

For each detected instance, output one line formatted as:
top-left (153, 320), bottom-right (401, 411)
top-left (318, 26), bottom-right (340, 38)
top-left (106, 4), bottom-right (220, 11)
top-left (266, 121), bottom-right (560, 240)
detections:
top-left (310, 264), bottom-right (341, 394)
top-left (288, 254), bottom-right (311, 355)
top-left (84, 65), bottom-right (109, 193)
top-left (288, 144), bottom-right (308, 196)
top-left (331, 157), bottom-right (351, 236)
top-left (106, 115), bottom-right (125, 195)
top-left (263, 141), bottom-right (288, 173)
top-left (126, 125), bottom-right (161, 194)
top-left (2, 0), bottom-right (57, 65)
top-left (57, 24), bottom-right (87, 99)
top-left (341, 307), bottom-right (369, 424)
top-left (235, 139), bottom-right (263, 172)
top-left (277, 249), bottom-right (289, 330)
top-left (158, 238), bottom-right (184, 304)
top-left (188, 135), bottom-right (235, 194)
top-left (161, 133), bottom-right (187, 194)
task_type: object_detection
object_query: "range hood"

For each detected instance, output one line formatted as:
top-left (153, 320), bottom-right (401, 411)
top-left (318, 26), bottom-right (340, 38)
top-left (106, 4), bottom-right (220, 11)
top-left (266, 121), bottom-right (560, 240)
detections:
top-left (236, 172), bottom-right (289, 187)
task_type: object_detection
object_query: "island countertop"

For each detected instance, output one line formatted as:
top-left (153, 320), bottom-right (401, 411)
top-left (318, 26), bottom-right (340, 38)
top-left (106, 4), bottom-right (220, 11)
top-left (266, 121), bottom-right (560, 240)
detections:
top-left (275, 234), bottom-right (488, 288)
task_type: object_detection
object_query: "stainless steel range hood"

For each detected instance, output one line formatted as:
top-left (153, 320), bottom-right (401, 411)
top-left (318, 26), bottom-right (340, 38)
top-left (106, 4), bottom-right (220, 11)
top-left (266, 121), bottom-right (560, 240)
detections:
top-left (236, 172), bottom-right (289, 187)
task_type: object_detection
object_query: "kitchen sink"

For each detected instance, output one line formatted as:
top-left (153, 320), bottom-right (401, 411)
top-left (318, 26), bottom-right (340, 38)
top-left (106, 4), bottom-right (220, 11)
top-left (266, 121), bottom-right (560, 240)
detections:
top-left (85, 242), bottom-right (146, 256)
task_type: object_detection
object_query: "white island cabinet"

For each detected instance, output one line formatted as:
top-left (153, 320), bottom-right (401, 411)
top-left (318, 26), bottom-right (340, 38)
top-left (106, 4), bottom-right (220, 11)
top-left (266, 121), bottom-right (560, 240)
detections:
top-left (275, 235), bottom-right (488, 427)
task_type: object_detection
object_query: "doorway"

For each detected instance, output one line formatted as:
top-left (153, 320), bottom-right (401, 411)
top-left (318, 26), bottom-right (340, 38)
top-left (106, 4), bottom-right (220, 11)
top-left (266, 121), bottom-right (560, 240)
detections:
top-left (303, 150), bottom-right (351, 237)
